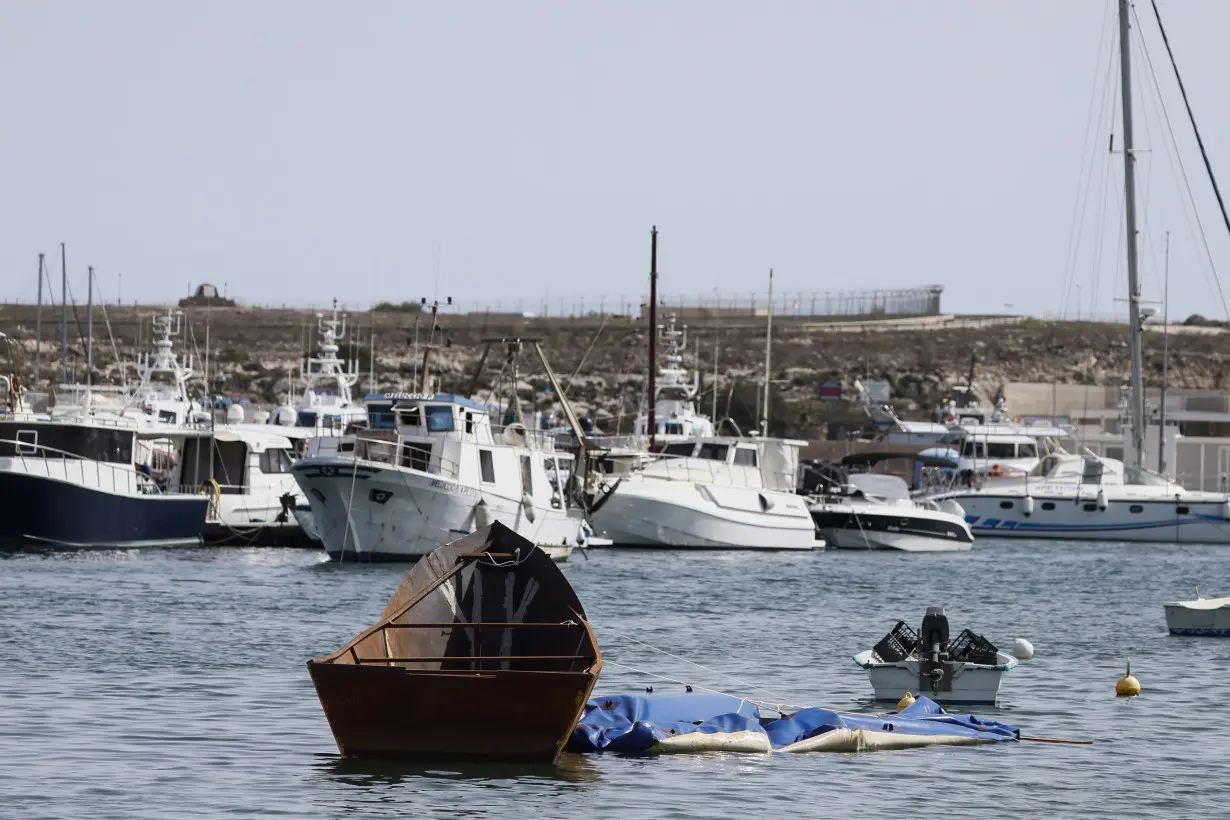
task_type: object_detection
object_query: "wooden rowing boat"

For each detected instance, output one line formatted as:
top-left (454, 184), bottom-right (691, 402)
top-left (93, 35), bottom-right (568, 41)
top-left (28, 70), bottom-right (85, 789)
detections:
top-left (307, 521), bottom-right (602, 762)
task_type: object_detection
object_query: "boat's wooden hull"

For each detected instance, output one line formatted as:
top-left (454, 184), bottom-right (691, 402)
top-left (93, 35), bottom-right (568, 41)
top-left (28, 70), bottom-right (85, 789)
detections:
top-left (307, 662), bottom-right (599, 762)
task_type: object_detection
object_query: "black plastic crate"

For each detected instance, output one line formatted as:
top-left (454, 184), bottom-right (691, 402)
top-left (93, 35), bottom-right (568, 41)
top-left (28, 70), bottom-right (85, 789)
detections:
top-left (872, 620), bottom-right (919, 663)
top-left (949, 628), bottom-right (999, 665)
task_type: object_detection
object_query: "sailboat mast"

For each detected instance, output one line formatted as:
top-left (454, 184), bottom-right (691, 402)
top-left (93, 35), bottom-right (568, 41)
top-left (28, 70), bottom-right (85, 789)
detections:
top-left (647, 226), bottom-right (658, 449)
top-left (1118, 0), bottom-right (1146, 469)
top-left (86, 266), bottom-right (94, 389)
top-left (60, 242), bottom-right (68, 384)
top-left (34, 253), bottom-right (44, 390)
top-left (761, 268), bottom-right (774, 435)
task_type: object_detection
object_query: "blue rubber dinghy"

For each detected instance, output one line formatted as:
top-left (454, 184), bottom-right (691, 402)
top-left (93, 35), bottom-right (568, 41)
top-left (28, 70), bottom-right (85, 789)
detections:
top-left (567, 692), bottom-right (1019, 754)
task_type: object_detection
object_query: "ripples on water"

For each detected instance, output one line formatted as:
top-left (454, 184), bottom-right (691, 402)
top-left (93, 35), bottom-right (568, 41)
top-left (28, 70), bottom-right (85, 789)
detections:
top-left (2, 540), bottom-right (1229, 818)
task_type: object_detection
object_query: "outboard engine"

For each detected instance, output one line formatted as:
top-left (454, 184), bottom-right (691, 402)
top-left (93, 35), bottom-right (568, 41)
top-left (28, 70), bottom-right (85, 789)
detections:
top-left (918, 606), bottom-right (953, 696)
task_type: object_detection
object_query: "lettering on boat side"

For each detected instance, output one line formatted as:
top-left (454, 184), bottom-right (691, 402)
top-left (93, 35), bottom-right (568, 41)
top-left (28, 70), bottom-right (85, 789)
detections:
top-left (430, 479), bottom-right (480, 498)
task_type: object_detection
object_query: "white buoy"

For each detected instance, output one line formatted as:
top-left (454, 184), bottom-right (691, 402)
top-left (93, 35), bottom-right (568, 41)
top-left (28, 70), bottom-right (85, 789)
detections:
top-left (1022, 496), bottom-right (1035, 517)
top-left (1012, 638), bottom-right (1035, 661)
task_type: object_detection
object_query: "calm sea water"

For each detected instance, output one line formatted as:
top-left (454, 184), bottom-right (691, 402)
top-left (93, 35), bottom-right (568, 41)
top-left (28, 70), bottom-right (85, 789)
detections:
top-left (2, 539), bottom-right (1229, 819)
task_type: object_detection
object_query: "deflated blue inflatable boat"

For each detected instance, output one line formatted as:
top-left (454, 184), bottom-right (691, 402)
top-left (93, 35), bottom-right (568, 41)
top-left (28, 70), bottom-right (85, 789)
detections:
top-left (567, 692), bottom-right (1019, 754)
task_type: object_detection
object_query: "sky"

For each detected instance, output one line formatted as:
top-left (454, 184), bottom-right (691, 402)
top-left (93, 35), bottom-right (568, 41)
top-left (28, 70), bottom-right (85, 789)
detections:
top-left (3, 0), bottom-right (1230, 321)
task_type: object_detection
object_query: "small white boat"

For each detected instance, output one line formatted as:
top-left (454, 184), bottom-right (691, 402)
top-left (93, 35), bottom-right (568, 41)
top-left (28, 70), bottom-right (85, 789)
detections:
top-left (1164, 590), bottom-right (1230, 636)
top-left (809, 472), bottom-right (973, 552)
top-left (854, 607), bottom-right (1030, 705)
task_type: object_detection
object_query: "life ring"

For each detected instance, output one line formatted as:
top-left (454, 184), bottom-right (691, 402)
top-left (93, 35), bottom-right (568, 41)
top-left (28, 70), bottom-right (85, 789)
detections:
top-left (988, 464), bottom-right (1003, 477)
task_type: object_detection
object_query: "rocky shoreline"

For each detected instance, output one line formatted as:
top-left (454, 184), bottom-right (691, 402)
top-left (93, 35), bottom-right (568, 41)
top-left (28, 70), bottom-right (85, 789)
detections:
top-left (2, 303), bottom-right (1227, 438)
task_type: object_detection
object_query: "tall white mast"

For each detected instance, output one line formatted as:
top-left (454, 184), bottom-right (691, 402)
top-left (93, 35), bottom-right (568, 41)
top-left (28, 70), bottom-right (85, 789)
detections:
top-left (761, 268), bottom-right (774, 434)
top-left (1118, 0), bottom-right (1146, 469)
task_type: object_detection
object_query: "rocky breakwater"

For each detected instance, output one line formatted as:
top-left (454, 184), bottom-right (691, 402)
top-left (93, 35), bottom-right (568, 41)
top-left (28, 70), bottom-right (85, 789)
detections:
top-left (1, 303), bottom-right (1227, 438)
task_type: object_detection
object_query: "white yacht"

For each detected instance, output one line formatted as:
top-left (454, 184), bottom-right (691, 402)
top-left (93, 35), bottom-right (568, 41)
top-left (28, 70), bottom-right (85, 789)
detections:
top-left (810, 472), bottom-right (972, 552)
top-left (291, 392), bottom-right (584, 561)
top-left (933, 451), bottom-right (1230, 543)
top-left (586, 315), bottom-right (817, 549)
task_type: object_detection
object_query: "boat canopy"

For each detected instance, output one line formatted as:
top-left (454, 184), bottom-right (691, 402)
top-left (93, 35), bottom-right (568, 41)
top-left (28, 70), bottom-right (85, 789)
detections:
top-left (847, 472), bottom-right (910, 500)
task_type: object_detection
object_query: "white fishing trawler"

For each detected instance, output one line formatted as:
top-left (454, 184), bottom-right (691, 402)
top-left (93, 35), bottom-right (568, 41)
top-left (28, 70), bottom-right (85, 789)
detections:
top-left (270, 301), bottom-right (368, 435)
top-left (291, 338), bottom-right (587, 561)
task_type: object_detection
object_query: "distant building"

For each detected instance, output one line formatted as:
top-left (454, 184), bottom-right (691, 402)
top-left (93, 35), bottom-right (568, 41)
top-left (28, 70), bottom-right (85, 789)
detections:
top-left (178, 283), bottom-right (235, 308)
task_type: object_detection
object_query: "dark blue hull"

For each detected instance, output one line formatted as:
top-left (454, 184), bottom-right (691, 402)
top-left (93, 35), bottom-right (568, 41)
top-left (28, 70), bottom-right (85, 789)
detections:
top-left (0, 471), bottom-right (208, 548)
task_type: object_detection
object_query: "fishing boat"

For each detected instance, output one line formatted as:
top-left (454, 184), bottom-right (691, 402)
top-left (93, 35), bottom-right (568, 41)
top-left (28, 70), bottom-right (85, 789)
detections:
top-left (292, 339), bottom-right (588, 562)
top-left (0, 415), bottom-right (209, 548)
top-left (854, 607), bottom-right (1030, 704)
top-left (307, 521), bottom-right (603, 762)
top-left (1164, 590), bottom-right (1230, 636)
top-left (269, 301), bottom-right (368, 434)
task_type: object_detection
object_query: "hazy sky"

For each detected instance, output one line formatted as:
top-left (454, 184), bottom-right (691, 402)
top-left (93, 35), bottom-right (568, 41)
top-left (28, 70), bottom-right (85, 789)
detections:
top-left (4, 1), bottom-right (1230, 321)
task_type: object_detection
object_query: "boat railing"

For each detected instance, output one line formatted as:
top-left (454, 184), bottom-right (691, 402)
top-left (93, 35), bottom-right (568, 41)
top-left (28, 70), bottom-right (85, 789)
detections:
top-left (0, 439), bottom-right (154, 496)
top-left (348, 620), bottom-right (593, 672)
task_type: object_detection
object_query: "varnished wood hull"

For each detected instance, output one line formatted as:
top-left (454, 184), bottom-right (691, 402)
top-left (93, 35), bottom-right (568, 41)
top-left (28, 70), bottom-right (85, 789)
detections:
top-left (308, 661), bottom-right (600, 762)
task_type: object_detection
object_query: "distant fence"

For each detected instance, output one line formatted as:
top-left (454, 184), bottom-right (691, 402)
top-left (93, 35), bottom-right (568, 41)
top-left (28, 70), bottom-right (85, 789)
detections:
top-left (2, 284), bottom-right (945, 320)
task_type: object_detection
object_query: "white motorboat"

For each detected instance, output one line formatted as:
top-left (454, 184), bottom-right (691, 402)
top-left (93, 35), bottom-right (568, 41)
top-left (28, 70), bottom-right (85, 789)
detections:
top-left (586, 313), bottom-right (817, 549)
top-left (810, 472), bottom-right (972, 552)
top-left (1164, 591), bottom-right (1230, 636)
top-left (933, 452), bottom-right (1230, 543)
top-left (854, 607), bottom-right (1030, 705)
top-left (291, 391), bottom-right (584, 562)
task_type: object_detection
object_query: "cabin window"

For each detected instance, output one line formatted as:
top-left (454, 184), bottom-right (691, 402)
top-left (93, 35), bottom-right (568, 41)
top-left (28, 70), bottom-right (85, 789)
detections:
top-left (398, 406), bottom-right (422, 427)
top-left (986, 442), bottom-right (1016, 459)
top-left (1083, 503), bottom-right (1098, 512)
top-left (465, 412), bottom-right (474, 434)
top-left (1177, 505), bottom-right (1190, 515)
top-left (425, 406), bottom-right (455, 433)
top-left (338, 440), bottom-right (355, 453)
top-left (999, 501), bottom-right (1014, 510)
top-left (520, 455), bottom-right (533, 495)
top-left (733, 447), bottom-right (758, 467)
top-left (1129, 505), bottom-right (1144, 514)
top-left (15, 429), bottom-right (37, 456)
top-left (369, 410), bottom-right (396, 430)
top-left (401, 443), bottom-right (431, 472)
top-left (297, 410), bottom-right (318, 428)
top-left (662, 442), bottom-right (695, 457)
top-left (1041, 502), bottom-right (1055, 511)
top-left (664, 422), bottom-right (683, 435)
top-left (158, 409), bottom-right (177, 424)
top-left (961, 441), bottom-right (985, 458)
top-left (698, 443), bottom-right (729, 461)
top-left (259, 448), bottom-right (293, 474)
top-left (479, 449), bottom-right (495, 483)
top-left (1018, 443), bottom-right (1037, 458)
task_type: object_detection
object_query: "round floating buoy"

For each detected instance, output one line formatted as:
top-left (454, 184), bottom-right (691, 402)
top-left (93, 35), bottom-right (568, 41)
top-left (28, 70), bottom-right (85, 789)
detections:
top-left (1013, 638), bottom-right (1035, 660)
top-left (1116, 662), bottom-right (1141, 697)
top-left (896, 691), bottom-right (916, 712)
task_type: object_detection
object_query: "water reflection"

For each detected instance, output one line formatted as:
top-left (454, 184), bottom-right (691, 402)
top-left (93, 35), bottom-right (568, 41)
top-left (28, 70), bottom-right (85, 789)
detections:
top-left (316, 751), bottom-right (600, 787)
